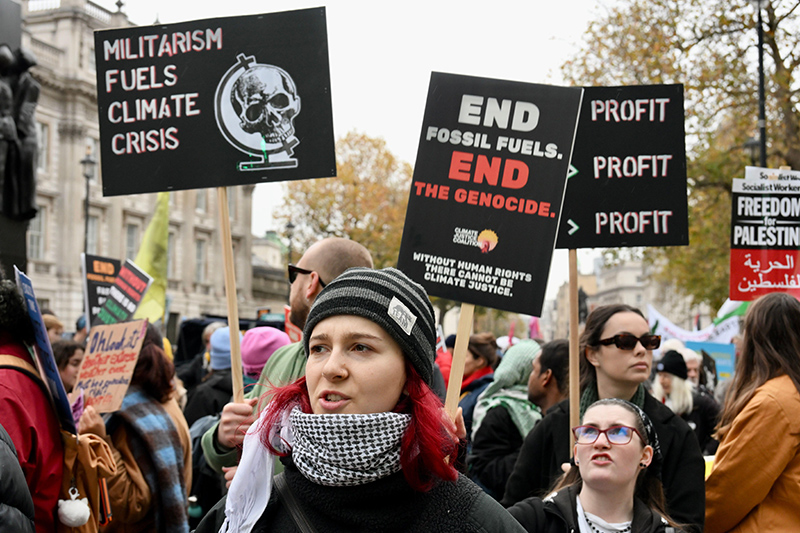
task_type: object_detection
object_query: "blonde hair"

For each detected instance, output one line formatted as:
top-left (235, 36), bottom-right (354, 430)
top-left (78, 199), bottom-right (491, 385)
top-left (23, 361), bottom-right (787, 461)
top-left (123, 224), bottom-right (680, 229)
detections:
top-left (651, 373), bottom-right (694, 416)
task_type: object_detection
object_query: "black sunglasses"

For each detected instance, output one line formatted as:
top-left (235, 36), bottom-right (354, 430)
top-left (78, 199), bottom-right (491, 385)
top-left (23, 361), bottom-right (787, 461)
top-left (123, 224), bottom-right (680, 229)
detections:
top-left (287, 264), bottom-right (326, 288)
top-left (597, 333), bottom-right (661, 350)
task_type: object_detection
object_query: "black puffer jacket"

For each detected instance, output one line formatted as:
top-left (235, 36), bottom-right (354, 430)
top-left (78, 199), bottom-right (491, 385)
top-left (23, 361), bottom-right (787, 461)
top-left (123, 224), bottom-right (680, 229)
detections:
top-left (196, 456), bottom-right (525, 533)
top-left (502, 393), bottom-right (705, 532)
top-left (0, 423), bottom-right (35, 533)
top-left (509, 485), bottom-right (675, 533)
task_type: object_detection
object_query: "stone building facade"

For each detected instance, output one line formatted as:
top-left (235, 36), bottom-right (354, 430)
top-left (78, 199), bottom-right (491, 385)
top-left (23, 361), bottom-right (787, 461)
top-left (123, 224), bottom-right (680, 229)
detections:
top-left (20, 0), bottom-right (286, 336)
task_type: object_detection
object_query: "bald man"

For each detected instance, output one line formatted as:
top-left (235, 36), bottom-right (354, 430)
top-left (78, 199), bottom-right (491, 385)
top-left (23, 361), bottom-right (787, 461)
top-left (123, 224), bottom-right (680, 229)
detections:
top-left (201, 237), bottom-right (373, 472)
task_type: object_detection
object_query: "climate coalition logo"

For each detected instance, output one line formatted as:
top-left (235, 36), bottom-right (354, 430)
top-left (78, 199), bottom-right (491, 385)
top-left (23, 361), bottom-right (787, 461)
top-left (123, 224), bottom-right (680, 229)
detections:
top-left (453, 227), bottom-right (498, 253)
top-left (214, 53), bottom-right (301, 171)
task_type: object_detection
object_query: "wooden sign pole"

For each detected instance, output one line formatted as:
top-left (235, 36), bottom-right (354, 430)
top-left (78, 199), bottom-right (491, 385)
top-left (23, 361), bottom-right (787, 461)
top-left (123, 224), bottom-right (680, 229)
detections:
top-left (216, 187), bottom-right (244, 403)
top-left (568, 249), bottom-right (580, 452)
top-left (444, 302), bottom-right (475, 420)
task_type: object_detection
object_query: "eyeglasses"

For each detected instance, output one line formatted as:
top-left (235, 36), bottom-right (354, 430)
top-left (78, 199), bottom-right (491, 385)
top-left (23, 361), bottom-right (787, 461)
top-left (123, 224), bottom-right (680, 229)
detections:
top-left (572, 425), bottom-right (644, 445)
top-left (597, 333), bottom-right (661, 350)
top-left (287, 264), bottom-right (326, 288)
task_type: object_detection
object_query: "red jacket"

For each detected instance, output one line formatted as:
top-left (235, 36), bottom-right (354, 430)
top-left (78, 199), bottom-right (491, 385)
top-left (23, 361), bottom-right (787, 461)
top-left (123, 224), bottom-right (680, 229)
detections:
top-left (0, 333), bottom-right (64, 533)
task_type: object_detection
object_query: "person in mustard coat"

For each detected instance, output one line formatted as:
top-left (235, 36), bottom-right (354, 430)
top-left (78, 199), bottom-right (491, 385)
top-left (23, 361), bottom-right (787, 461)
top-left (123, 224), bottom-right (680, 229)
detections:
top-left (705, 292), bottom-right (800, 532)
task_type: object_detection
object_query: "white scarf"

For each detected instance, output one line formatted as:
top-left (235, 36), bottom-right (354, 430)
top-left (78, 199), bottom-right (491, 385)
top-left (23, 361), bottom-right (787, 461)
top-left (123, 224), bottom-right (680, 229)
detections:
top-left (220, 405), bottom-right (411, 533)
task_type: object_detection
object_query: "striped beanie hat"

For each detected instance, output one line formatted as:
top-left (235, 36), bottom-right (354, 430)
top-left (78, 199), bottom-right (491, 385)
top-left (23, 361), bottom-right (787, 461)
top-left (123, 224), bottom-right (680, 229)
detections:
top-left (302, 267), bottom-right (436, 386)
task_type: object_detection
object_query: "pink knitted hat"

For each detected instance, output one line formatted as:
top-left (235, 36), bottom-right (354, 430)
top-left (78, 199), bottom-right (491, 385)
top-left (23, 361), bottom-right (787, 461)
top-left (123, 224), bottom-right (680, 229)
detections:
top-left (240, 327), bottom-right (291, 379)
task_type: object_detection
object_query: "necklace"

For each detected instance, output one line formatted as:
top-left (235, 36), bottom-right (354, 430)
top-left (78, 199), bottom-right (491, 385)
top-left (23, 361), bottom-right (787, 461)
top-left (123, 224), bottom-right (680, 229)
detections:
top-left (586, 516), bottom-right (632, 533)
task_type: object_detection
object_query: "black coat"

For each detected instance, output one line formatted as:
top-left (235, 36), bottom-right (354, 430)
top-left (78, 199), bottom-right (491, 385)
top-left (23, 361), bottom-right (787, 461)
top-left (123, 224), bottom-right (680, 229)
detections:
top-left (183, 369), bottom-right (233, 427)
top-left (0, 423), bottom-right (35, 533)
top-left (467, 405), bottom-right (525, 501)
top-left (509, 485), bottom-right (674, 533)
top-left (683, 390), bottom-right (720, 455)
top-left (501, 393), bottom-right (705, 532)
top-left (195, 457), bottom-right (525, 533)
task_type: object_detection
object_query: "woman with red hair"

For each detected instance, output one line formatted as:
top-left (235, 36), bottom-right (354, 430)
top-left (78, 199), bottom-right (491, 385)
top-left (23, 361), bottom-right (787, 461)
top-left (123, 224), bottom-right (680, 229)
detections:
top-left (195, 267), bottom-right (523, 533)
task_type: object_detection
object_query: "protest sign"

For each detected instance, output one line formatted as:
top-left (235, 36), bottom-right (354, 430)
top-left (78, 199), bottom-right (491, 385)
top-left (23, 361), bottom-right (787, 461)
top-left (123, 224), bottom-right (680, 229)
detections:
top-left (14, 267), bottom-right (76, 433)
top-left (648, 304), bottom-right (740, 348)
top-left (82, 253), bottom-right (121, 327)
top-left (397, 72), bottom-right (583, 316)
top-left (92, 259), bottom-right (153, 326)
top-left (556, 84), bottom-right (688, 249)
top-left (72, 320), bottom-right (147, 413)
top-left (729, 178), bottom-right (800, 300)
top-left (745, 166), bottom-right (800, 181)
top-left (684, 341), bottom-right (736, 383)
top-left (94, 7), bottom-right (334, 196)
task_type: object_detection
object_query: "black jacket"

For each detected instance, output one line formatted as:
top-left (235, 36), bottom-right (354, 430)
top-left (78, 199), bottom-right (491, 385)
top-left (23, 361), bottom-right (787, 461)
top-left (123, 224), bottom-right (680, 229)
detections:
top-left (509, 485), bottom-right (674, 533)
top-left (0, 423), bottom-right (35, 533)
top-left (183, 369), bottom-right (233, 427)
top-left (502, 394), bottom-right (705, 532)
top-left (195, 456), bottom-right (525, 533)
top-left (468, 405), bottom-right (525, 501)
top-left (684, 390), bottom-right (720, 455)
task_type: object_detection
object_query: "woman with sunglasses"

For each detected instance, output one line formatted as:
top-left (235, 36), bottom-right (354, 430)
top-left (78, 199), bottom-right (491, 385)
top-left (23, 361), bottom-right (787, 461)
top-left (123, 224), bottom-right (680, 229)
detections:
top-left (194, 267), bottom-right (525, 533)
top-left (509, 398), bottom-right (681, 532)
top-left (705, 292), bottom-right (800, 533)
top-left (503, 304), bottom-right (705, 532)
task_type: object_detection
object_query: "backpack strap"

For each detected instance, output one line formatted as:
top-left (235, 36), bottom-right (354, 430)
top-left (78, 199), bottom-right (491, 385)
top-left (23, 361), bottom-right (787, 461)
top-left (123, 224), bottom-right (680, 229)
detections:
top-left (0, 353), bottom-right (41, 377)
top-left (274, 472), bottom-right (318, 533)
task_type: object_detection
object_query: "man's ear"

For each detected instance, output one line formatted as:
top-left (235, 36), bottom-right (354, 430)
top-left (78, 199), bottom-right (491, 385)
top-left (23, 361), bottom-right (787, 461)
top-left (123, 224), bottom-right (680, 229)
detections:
top-left (305, 272), bottom-right (324, 299)
top-left (541, 368), bottom-right (553, 387)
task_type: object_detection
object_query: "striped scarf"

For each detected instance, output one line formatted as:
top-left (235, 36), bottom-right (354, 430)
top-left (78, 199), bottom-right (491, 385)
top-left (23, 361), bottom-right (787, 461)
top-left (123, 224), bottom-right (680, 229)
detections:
top-left (110, 387), bottom-right (189, 533)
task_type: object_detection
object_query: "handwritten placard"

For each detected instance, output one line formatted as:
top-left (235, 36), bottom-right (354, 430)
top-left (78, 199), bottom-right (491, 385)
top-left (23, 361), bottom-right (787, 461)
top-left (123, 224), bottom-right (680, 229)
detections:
top-left (72, 320), bottom-right (147, 413)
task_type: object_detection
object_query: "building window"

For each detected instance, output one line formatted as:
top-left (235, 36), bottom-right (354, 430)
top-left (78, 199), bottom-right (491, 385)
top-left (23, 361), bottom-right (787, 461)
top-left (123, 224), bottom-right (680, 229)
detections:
top-left (27, 205), bottom-right (46, 260)
top-left (87, 215), bottom-right (99, 254)
top-left (167, 231), bottom-right (177, 279)
top-left (196, 190), bottom-right (207, 212)
top-left (125, 224), bottom-right (139, 260)
top-left (194, 239), bottom-right (207, 284)
top-left (36, 122), bottom-right (49, 173)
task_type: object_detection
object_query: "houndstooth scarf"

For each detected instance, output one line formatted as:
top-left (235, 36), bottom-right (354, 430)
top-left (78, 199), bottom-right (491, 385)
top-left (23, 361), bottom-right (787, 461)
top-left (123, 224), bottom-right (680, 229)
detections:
top-left (290, 407), bottom-right (411, 486)
top-left (221, 405), bottom-right (411, 533)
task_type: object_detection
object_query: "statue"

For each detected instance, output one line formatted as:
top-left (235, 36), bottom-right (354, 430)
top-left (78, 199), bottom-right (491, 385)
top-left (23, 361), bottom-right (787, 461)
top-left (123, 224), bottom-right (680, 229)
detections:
top-left (0, 43), bottom-right (39, 221)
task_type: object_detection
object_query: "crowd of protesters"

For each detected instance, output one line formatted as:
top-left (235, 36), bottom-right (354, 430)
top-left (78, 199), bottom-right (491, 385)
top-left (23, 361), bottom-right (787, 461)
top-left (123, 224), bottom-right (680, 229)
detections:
top-left (2, 244), bottom-right (800, 532)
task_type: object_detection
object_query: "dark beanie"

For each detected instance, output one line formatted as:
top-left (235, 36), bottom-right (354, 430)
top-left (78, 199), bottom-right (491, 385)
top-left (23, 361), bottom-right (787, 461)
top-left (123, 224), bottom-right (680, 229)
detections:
top-left (656, 350), bottom-right (688, 380)
top-left (302, 267), bottom-right (436, 386)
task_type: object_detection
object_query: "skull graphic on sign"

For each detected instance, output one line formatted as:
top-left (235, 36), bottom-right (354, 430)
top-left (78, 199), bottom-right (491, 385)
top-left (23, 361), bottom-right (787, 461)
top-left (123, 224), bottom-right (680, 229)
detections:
top-left (231, 65), bottom-right (301, 144)
top-left (215, 54), bottom-right (302, 171)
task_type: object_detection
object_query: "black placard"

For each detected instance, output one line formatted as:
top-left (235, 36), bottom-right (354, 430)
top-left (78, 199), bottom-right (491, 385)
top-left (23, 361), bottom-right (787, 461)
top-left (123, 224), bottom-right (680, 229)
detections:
top-left (92, 260), bottom-right (152, 326)
top-left (556, 84), bottom-right (688, 249)
top-left (82, 253), bottom-right (121, 327)
top-left (94, 7), bottom-right (335, 196)
top-left (397, 72), bottom-right (583, 316)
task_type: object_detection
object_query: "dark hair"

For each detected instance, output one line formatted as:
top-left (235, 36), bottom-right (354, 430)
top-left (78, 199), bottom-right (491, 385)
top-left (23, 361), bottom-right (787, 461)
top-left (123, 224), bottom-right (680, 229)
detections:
top-left (717, 292), bottom-right (800, 439)
top-left (131, 323), bottom-right (174, 403)
top-left (258, 362), bottom-right (458, 492)
top-left (539, 339), bottom-right (570, 395)
top-left (468, 332), bottom-right (499, 369)
top-left (0, 280), bottom-right (36, 346)
top-left (579, 304), bottom-right (646, 389)
top-left (52, 339), bottom-right (83, 370)
top-left (553, 398), bottom-right (678, 528)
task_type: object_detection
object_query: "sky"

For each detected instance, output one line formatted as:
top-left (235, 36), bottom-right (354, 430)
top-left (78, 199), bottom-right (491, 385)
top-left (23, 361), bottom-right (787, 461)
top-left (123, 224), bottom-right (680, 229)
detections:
top-left (97, 0), bottom-right (610, 302)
